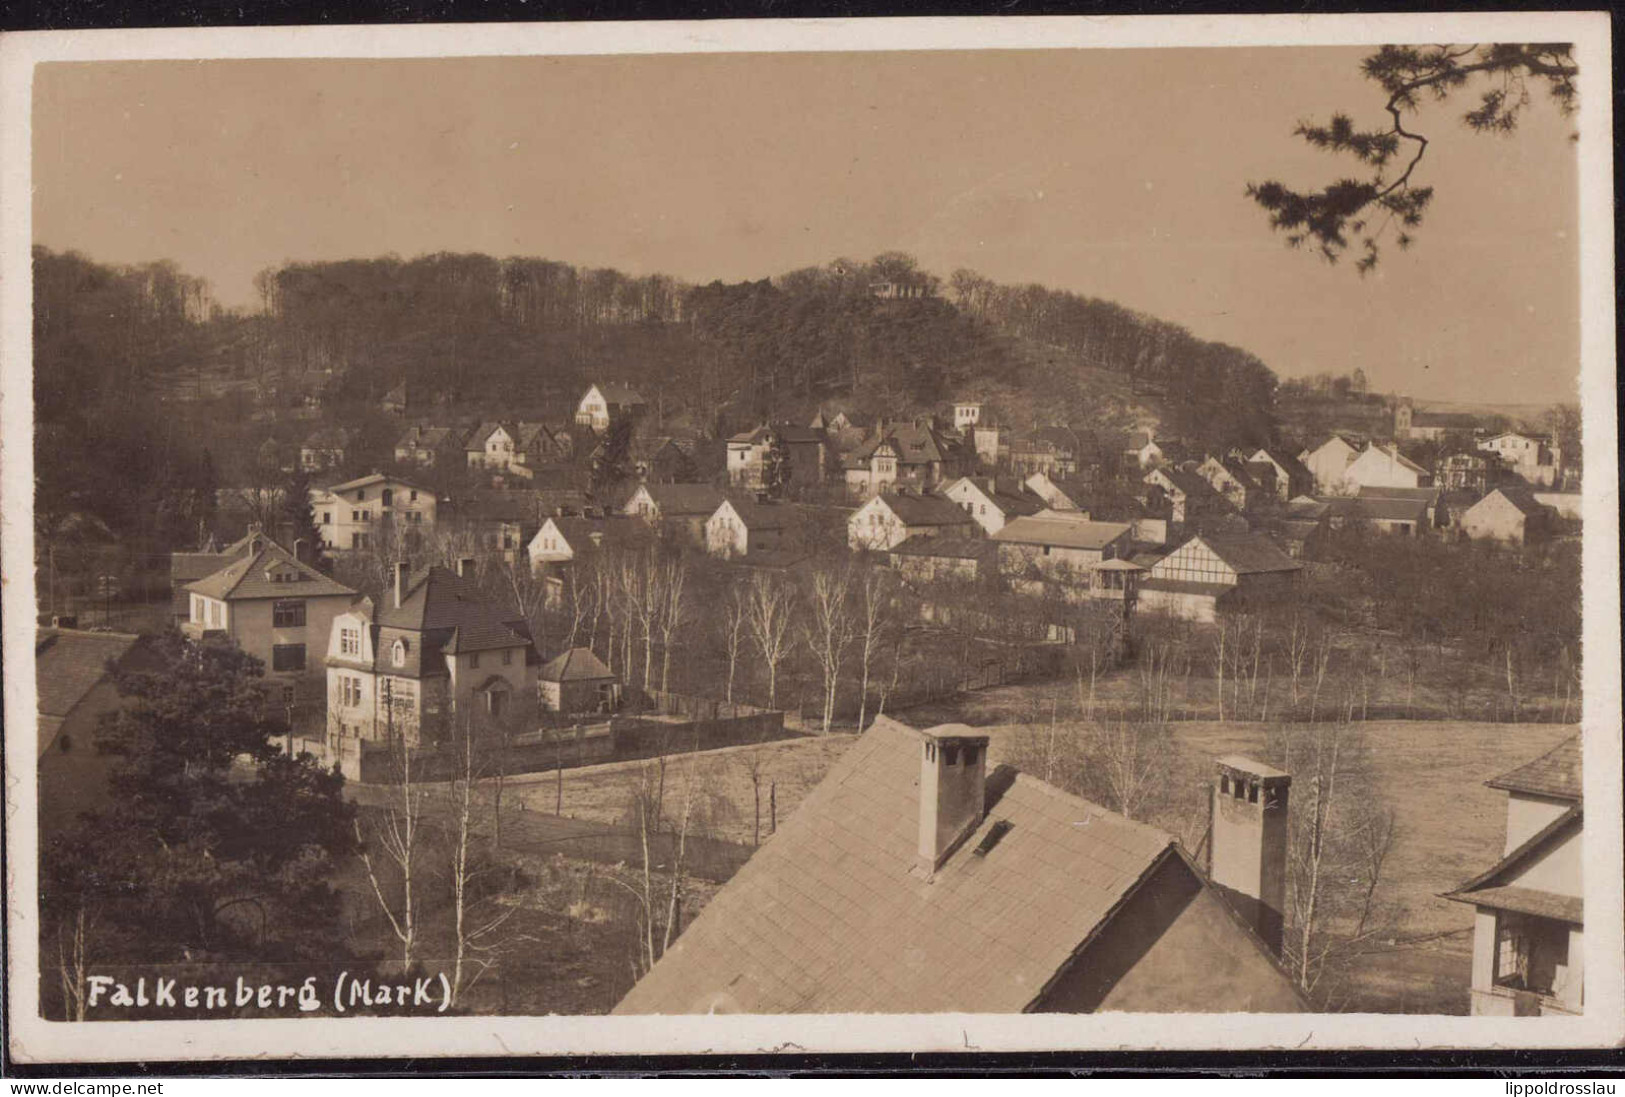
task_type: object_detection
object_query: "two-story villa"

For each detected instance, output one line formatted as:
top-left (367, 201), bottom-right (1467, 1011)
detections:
top-left (1446, 737), bottom-right (1582, 1017)
top-left (325, 559), bottom-right (538, 748)
top-left (184, 542), bottom-right (362, 710)
top-left (311, 472), bottom-right (437, 554)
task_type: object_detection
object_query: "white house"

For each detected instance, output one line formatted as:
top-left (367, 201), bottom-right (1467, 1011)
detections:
top-left (1479, 432), bottom-right (1560, 488)
top-left (574, 383), bottom-right (646, 432)
top-left (1446, 737), bottom-right (1581, 1016)
top-left (843, 438), bottom-right (900, 499)
top-left (848, 492), bottom-right (976, 552)
top-left (310, 472), bottom-right (437, 554)
top-left (526, 515), bottom-right (654, 571)
top-left (1461, 487), bottom-right (1555, 546)
top-left (1343, 442), bottom-right (1431, 492)
top-left (1299, 435), bottom-right (1362, 495)
top-left (621, 482), bottom-right (726, 546)
top-left (952, 401), bottom-right (983, 432)
top-left (941, 476), bottom-right (1044, 536)
top-left (990, 514), bottom-right (1134, 587)
top-left (465, 423), bottom-right (517, 471)
top-left (706, 498), bottom-right (792, 559)
top-left (1125, 429), bottom-right (1164, 470)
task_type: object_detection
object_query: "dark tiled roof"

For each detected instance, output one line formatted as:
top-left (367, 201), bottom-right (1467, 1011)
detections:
top-left (888, 535), bottom-right (994, 561)
top-left (1356, 485), bottom-right (1439, 503)
top-left (1254, 448), bottom-right (1314, 486)
top-left (1197, 533), bottom-right (1301, 576)
top-left (1486, 485), bottom-right (1551, 519)
top-left (187, 544), bottom-right (357, 601)
top-left (303, 426), bottom-right (352, 448)
top-left (613, 716), bottom-right (1183, 1015)
top-left (880, 493), bottom-right (975, 528)
top-left (465, 422), bottom-right (510, 450)
top-left (539, 646), bottom-right (616, 682)
top-left (1488, 736), bottom-right (1580, 801)
top-left (1353, 497), bottom-right (1430, 523)
top-left (544, 515), bottom-right (656, 554)
top-left (1150, 465), bottom-right (1221, 501)
top-left (326, 471), bottom-right (434, 496)
top-left (1445, 803), bottom-right (1582, 924)
top-left (35, 629), bottom-right (142, 727)
top-left (595, 382), bottom-right (646, 406)
top-left (722, 497), bottom-right (796, 530)
top-left (644, 483), bottom-right (726, 516)
top-left (993, 515), bottom-right (1133, 551)
top-left (377, 565), bottom-right (532, 655)
top-left (395, 425), bottom-right (458, 449)
top-left (1447, 885), bottom-right (1581, 924)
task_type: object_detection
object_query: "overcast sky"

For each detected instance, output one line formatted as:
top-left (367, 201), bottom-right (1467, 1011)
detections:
top-left (32, 48), bottom-right (1579, 406)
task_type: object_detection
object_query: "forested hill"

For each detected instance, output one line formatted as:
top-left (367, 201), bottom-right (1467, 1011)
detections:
top-left (242, 250), bottom-right (1278, 443)
top-left (33, 246), bottom-right (1281, 549)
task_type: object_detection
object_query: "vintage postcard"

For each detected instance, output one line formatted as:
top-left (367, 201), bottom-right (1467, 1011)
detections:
top-left (2, 13), bottom-right (1619, 1065)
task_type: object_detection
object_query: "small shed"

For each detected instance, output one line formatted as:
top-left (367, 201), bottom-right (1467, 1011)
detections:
top-left (539, 647), bottom-right (621, 715)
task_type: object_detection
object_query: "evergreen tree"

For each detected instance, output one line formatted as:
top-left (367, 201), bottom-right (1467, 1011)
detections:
top-left (761, 429), bottom-right (791, 499)
top-left (282, 468), bottom-right (328, 571)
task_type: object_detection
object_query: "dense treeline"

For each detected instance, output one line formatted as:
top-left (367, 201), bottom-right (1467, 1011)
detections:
top-left (34, 248), bottom-right (220, 576)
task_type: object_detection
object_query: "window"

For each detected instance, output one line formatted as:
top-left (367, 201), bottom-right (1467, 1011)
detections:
top-left (381, 488), bottom-right (393, 507)
top-left (502, 649), bottom-right (513, 666)
top-left (357, 488), bottom-right (366, 501)
top-left (192, 595), bottom-right (203, 622)
top-left (409, 489), bottom-right (419, 502)
top-left (486, 689), bottom-right (507, 718)
top-left (271, 644), bottom-right (306, 672)
top-left (340, 676), bottom-right (361, 707)
top-left (352, 510), bottom-right (361, 522)
top-left (340, 626), bottom-right (360, 656)
top-left (322, 512), bottom-right (332, 525)
top-left (411, 511), bottom-right (422, 523)
top-left (393, 639), bottom-right (407, 667)
top-left (352, 533), bottom-right (362, 549)
top-left (209, 601), bottom-right (222, 628)
top-left (469, 652), bottom-right (481, 669)
top-left (273, 599), bottom-right (307, 628)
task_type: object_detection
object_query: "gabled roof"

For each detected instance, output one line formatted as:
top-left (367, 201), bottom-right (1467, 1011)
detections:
top-left (613, 716), bottom-right (1187, 1015)
top-left (1357, 443), bottom-right (1427, 475)
top-left (875, 492), bottom-right (973, 528)
top-left (886, 422), bottom-right (960, 466)
top-left (303, 426), bottom-right (352, 448)
top-left (187, 544), bottom-right (357, 602)
top-left (514, 421), bottom-right (564, 449)
top-left (642, 483), bottom-right (726, 516)
top-left (376, 564), bottom-right (531, 656)
top-left (325, 471), bottom-right (434, 496)
top-left (887, 534), bottom-right (994, 561)
top-left (1253, 447), bottom-right (1314, 485)
top-left (1487, 736), bottom-right (1580, 802)
top-left (1443, 804), bottom-right (1582, 924)
top-left (719, 497), bottom-right (795, 531)
top-left (592, 382), bottom-right (646, 406)
top-left (395, 424), bottom-right (458, 449)
top-left (543, 515), bottom-right (656, 554)
top-left (465, 421), bottom-right (511, 449)
top-left (1356, 485), bottom-right (1438, 503)
top-left (950, 477), bottom-right (1045, 519)
top-left (539, 646), bottom-right (617, 683)
top-left (1481, 485), bottom-right (1551, 519)
top-left (1193, 532), bottom-right (1301, 575)
top-left (1147, 465), bottom-right (1220, 501)
top-left (1352, 496), bottom-right (1431, 523)
top-left (35, 629), bottom-right (144, 738)
top-left (993, 516), bottom-right (1133, 551)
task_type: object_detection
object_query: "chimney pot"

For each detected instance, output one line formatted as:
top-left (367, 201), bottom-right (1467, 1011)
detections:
top-left (394, 561), bottom-right (410, 609)
top-left (1210, 755), bottom-right (1291, 956)
top-left (917, 724), bottom-right (990, 876)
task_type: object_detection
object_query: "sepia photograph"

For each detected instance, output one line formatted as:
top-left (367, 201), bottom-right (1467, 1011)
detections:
top-left (2, 12), bottom-right (1618, 1065)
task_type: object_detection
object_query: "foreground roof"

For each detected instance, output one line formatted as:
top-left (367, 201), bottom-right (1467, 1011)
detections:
top-left (878, 493), bottom-right (972, 528)
top-left (643, 483), bottom-right (726, 516)
top-left (993, 515), bottom-right (1133, 550)
top-left (376, 564), bottom-right (533, 656)
top-left (613, 717), bottom-right (1180, 1014)
top-left (539, 646), bottom-right (616, 683)
top-left (35, 629), bottom-right (141, 725)
top-left (187, 544), bottom-right (357, 601)
top-left (1196, 532), bottom-right (1301, 575)
top-left (1444, 804), bottom-right (1583, 925)
top-left (1487, 736), bottom-right (1580, 802)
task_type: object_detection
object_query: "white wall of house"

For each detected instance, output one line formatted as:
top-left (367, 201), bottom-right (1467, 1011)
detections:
top-left (847, 497), bottom-right (922, 552)
top-left (706, 501), bottom-right (750, 558)
top-left (313, 479), bottom-right (436, 553)
top-left (1302, 438), bottom-right (1360, 495)
top-left (527, 518), bottom-right (576, 570)
top-left (942, 478), bottom-right (1008, 536)
top-left (1461, 492), bottom-right (1531, 544)
top-left (576, 385), bottom-right (610, 431)
top-left (1344, 445), bottom-right (1427, 491)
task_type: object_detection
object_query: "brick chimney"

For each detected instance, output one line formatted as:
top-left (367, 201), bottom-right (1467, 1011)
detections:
top-left (457, 556), bottom-right (476, 580)
top-left (394, 561), bottom-right (409, 609)
top-left (1210, 756), bottom-right (1291, 956)
top-left (917, 724), bottom-right (990, 876)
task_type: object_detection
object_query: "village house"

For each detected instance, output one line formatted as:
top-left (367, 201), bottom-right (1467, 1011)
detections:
top-left (952, 400), bottom-right (983, 432)
top-left (574, 382), bottom-right (647, 433)
top-left (941, 476), bottom-right (1045, 536)
top-left (887, 535), bottom-right (994, 586)
top-left (1436, 450), bottom-right (1494, 494)
top-left (848, 491), bottom-right (977, 552)
top-left (465, 422), bottom-right (518, 471)
top-left (183, 541), bottom-right (363, 711)
top-left (990, 513), bottom-right (1134, 589)
top-left (1349, 494), bottom-right (1431, 537)
top-left (456, 490), bottom-right (538, 565)
top-left (1460, 486), bottom-right (1556, 546)
top-left (1354, 485), bottom-right (1445, 531)
top-left (393, 424), bottom-right (462, 468)
top-left (1124, 429), bottom-right (1165, 470)
top-left (514, 421), bottom-right (574, 470)
top-left (1196, 455), bottom-right (1271, 512)
top-left (1446, 736), bottom-right (1581, 1017)
top-left (631, 436), bottom-right (696, 485)
top-left (1024, 470), bottom-right (1089, 514)
top-left (381, 381), bottom-right (411, 417)
top-left (526, 514), bottom-right (654, 571)
top-left (614, 717), bottom-right (1305, 1014)
top-left (706, 497), bottom-right (795, 559)
top-left (810, 408), bottom-right (872, 455)
top-left (310, 472), bottom-right (437, 554)
top-left (972, 421), bottom-right (1009, 467)
top-left (1343, 442), bottom-right (1432, 492)
top-left (299, 425), bottom-right (352, 472)
top-left (538, 646), bottom-right (622, 716)
top-left (1010, 425), bottom-right (1084, 479)
top-left (1298, 434), bottom-right (1362, 495)
top-left (1143, 465), bottom-right (1228, 526)
top-left (1248, 447), bottom-right (1315, 502)
top-left (727, 424), bottom-right (829, 491)
top-left (325, 559), bottom-right (537, 748)
top-left (621, 482), bottom-right (726, 547)
top-left (1478, 431), bottom-right (1561, 488)
top-left (36, 628), bottom-right (164, 839)
top-left (168, 527), bottom-right (277, 622)
top-left (1138, 532), bottom-right (1301, 623)
top-left (843, 436), bottom-right (900, 499)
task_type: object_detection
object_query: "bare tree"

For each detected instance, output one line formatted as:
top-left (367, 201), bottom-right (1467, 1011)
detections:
top-left (655, 555), bottom-right (688, 694)
top-left (853, 566), bottom-right (893, 731)
top-left (443, 717), bottom-right (519, 1004)
top-left (721, 584), bottom-right (749, 704)
top-left (355, 721), bottom-right (426, 971)
top-left (801, 565), bottom-right (854, 732)
top-left (746, 571), bottom-right (794, 709)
